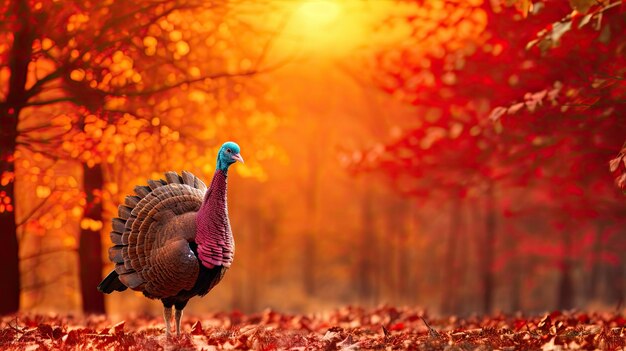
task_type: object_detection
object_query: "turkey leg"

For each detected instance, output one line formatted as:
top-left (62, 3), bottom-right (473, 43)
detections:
top-left (163, 306), bottom-right (173, 337)
top-left (175, 309), bottom-right (183, 336)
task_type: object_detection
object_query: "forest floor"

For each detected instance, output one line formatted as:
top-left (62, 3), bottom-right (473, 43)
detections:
top-left (1, 307), bottom-right (625, 350)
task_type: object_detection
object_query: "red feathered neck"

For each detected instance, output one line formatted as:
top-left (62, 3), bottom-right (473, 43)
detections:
top-left (195, 170), bottom-right (235, 269)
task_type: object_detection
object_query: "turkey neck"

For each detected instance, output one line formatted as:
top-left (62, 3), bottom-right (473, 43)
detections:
top-left (195, 169), bottom-right (235, 269)
top-left (203, 169), bottom-right (228, 208)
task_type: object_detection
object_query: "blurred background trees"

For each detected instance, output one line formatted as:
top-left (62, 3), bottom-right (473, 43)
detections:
top-left (0, 0), bottom-right (624, 316)
top-left (1, 0), bottom-right (280, 314)
top-left (351, 0), bottom-right (625, 314)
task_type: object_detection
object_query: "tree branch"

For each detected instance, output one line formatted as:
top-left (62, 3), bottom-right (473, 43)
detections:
top-left (16, 187), bottom-right (56, 228)
top-left (20, 247), bottom-right (77, 261)
top-left (25, 97), bottom-right (76, 107)
top-left (112, 69), bottom-right (259, 97)
top-left (25, 68), bottom-right (64, 100)
top-left (21, 271), bottom-right (72, 291)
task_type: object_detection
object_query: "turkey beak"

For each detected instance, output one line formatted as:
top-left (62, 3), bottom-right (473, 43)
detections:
top-left (232, 153), bottom-right (244, 164)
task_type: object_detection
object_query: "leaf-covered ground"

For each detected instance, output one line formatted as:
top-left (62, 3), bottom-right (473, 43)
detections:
top-left (1, 307), bottom-right (625, 350)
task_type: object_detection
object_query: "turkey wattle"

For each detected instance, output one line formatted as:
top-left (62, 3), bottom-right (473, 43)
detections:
top-left (98, 141), bottom-right (244, 337)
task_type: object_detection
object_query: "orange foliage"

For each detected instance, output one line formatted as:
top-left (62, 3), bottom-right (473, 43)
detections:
top-left (2, 0), bottom-right (624, 317)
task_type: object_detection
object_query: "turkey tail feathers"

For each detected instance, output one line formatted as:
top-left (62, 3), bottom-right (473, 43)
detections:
top-left (97, 270), bottom-right (128, 293)
top-left (100, 170), bottom-right (208, 296)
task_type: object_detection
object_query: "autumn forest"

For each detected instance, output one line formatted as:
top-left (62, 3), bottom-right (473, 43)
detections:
top-left (1, 0), bottom-right (625, 349)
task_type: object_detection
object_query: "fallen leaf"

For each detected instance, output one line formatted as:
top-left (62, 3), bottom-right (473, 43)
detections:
top-left (112, 320), bottom-right (125, 335)
top-left (191, 320), bottom-right (204, 335)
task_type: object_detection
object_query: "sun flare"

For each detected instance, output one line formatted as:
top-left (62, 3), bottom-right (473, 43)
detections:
top-left (276, 0), bottom-right (394, 56)
top-left (295, 0), bottom-right (342, 28)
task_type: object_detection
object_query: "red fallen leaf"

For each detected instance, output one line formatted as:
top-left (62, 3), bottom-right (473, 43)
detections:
top-left (577, 314), bottom-right (590, 324)
top-left (63, 329), bottom-right (80, 345)
top-left (37, 323), bottom-right (54, 339)
top-left (232, 338), bottom-right (247, 349)
top-left (290, 315), bottom-right (312, 331)
top-left (17, 329), bottom-right (38, 343)
top-left (52, 326), bottom-right (64, 339)
top-left (513, 319), bottom-right (527, 330)
top-left (611, 315), bottom-right (626, 326)
top-left (336, 335), bottom-right (355, 349)
top-left (328, 326), bottom-right (344, 333)
top-left (389, 322), bottom-right (404, 331)
top-left (191, 321), bottom-right (204, 335)
top-left (230, 310), bottom-right (244, 320)
top-left (549, 325), bottom-right (557, 335)
top-left (549, 311), bottom-right (562, 319)
top-left (0, 327), bottom-right (17, 343)
top-left (541, 336), bottom-right (556, 351)
top-left (538, 315), bottom-right (551, 330)
top-left (112, 320), bottom-right (125, 335)
top-left (322, 330), bottom-right (342, 343)
top-left (261, 309), bottom-right (278, 325)
top-left (240, 324), bottom-right (259, 336)
top-left (260, 342), bottom-right (278, 351)
top-left (23, 317), bottom-right (39, 328)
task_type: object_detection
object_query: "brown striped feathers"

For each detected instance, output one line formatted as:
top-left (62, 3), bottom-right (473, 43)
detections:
top-left (104, 171), bottom-right (207, 298)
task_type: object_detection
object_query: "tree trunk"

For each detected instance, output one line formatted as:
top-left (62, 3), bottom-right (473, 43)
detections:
top-left (356, 189), bottom-right (375, 302)
top-left (394, 201), bottom-right (410, 303)
top-left (441, 198), bottom-right (461, 314)
top-left (606, 228), bottom-right (625, 307)
top-left (508, 221), bottom-right (522, 312)
top-left (482, 184), bottom-right (497, 314)
top-left (245, 206), bottom-right (263, 311)
top-left (0, 0), bottom-right (35, 315)
top-left (510, 256), bottom-right (523, 312)
top-left (302, 147), bottom-right (319, 295)
top-left (0, 144), bottom-right (20, 315)
top-left (606, 261), bottom-right (624, 307)
top-left (302, 233), bottom-right (317, 295)
top-left (587, 222), bottom-right (604, 300)
top-left (557, 230), bottom-right (574, 310)
top-left (78, 163), bottom-right (105, 314)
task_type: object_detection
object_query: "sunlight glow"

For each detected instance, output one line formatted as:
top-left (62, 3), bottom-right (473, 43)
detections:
top-left (296, 0), bottom-right (342, 28)
top-left (275, 0), bottom-right (395, 56)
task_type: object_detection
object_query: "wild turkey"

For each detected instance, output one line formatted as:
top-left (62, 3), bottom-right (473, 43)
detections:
top-left (98, 141), bottom-right (244, 337)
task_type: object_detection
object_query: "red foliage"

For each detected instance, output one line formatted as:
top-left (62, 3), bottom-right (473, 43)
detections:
top-left (350, 0), bottom-right (626, 272)
top-left (357, 1), bottom-right (626, 203)
top-left (1, 308), bottom-right (625, 350)
top-left (610, 146), bottom-right (626, 192)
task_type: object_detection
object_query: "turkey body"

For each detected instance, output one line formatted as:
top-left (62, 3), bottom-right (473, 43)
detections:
top-left (98, 168), bottom-right (236, 336)
top-left (158, 242), bottom-right (228, 310)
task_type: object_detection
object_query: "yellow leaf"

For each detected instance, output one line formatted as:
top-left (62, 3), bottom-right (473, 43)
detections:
top-left (176, 41), bottom-right (190, 56)
top-left (41, 38), bottom-right (54, 50)
top-left (112, 50), bottom-right (124, 63)
top-left (143, 36), bottom-right (158, 47)
top-left (169, 30), bottom-right (183, 41)
top-left (63, 236), bottom-right (76, 248)
top-left (189, 66), bottom-right (201, 77)
top-left (36, 185), bottom-right (51, 198)
top-left (90, 220), bottom-right (103, 231)
top-left (71, 206), bottom-right (82, 217)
